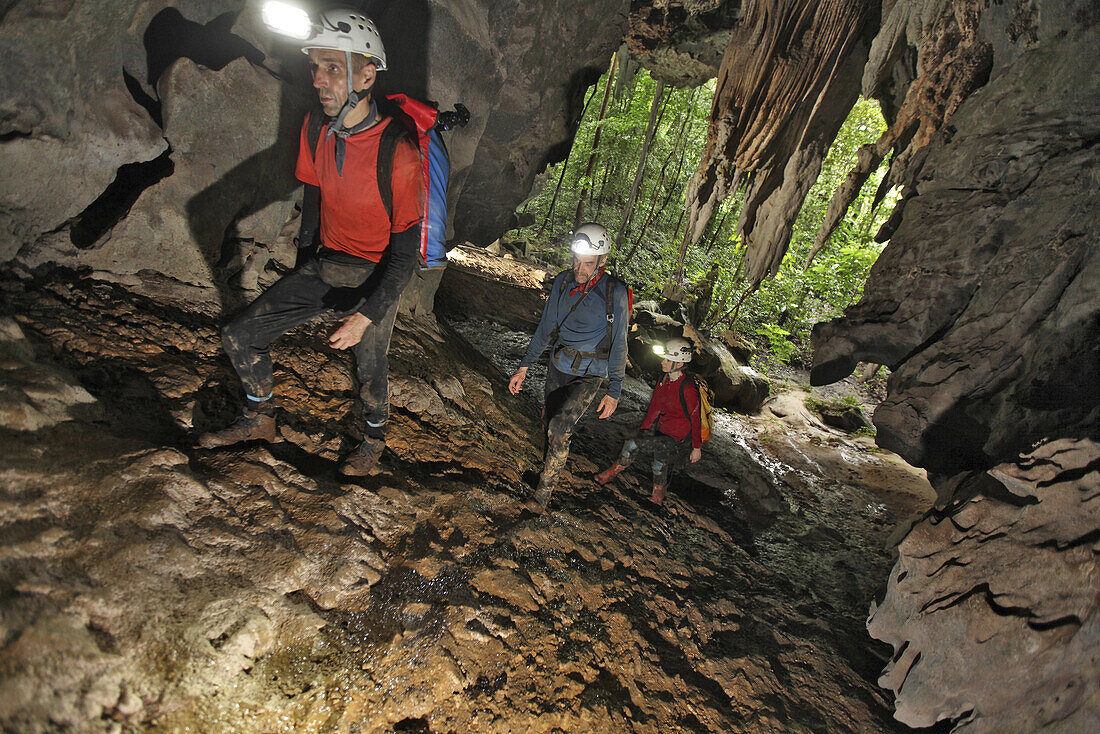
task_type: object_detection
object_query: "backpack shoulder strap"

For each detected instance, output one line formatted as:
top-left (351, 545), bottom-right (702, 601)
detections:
top-left (547, 272), bottom-right (593, 345)
top-left (596, 273), bottom-right (629, 357)
top-left (678, 377), bottom-right (692, 423)
top-left (375, 119), bottom-right (408, 221)
top-left (306, 107), bottom-right (326, 162)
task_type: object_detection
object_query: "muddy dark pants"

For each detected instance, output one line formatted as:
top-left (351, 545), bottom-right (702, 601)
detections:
top-left (539, 363), bottom-right (606, 493)
top-left (616, 430), bottom-right (691, 487)
top-left (221, 252), bottom-right (399, 440)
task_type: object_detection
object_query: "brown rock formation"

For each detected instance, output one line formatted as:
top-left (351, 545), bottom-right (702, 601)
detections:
top-left (869, 440), bottom-right (1100, 731)
top-left (626, 1), bottom-right (743, 87)
top-left (677, 0), bottom-right (880, 288)
top-left (0, 0), bottom-right (631, 292)
top-left (0, 272), bottom-right (927, 732)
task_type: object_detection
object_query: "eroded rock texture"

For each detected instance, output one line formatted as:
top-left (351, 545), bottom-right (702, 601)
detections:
top-left (869, 440), bottom-right (1100, 732)
top-left (0, 274), bottom-right (925, 732)
top-left (813, 14), bottom-right (1099, 474)
top-left (809, 2), bottom-right (1100, 730)
top-left (678, 0), bottom-right (879, 288)
top-left (626, 1), bottom-right (743, 87)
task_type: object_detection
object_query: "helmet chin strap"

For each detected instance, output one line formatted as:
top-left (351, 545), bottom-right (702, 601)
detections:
top-left (327, 50), bottom-right (376, 139)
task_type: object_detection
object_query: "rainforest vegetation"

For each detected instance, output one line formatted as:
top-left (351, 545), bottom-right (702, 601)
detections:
top-left (507, 56), bottom-right (897, 367)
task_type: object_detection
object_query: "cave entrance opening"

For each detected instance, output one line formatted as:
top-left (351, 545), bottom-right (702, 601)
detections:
top-left (503, 59), bottom-right (897, 372)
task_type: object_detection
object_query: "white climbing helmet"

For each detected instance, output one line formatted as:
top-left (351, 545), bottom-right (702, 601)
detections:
top-left (570, 222), bottom-right (611, 257)
top-left (655, 337), bottom-right (693, 363)
top-left (299, 6), bottom-right (387, 70)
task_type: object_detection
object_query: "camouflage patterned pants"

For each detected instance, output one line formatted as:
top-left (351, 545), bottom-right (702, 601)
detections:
top-left (617, 430), bottom-right (691, 487)
top-left (221, 253), bottom-right (399, 440)
top-left (539, 364), bottom-right (606, 493)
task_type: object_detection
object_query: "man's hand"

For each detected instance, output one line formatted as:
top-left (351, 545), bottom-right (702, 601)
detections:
top-left (508, 367), bottom-right (528, 395)
top-left (596, 395), bottom-right (618, 419)
top-left (690, 447), bottom-right (702, 463)
top-left (328, 312), bottom-right (371, 350)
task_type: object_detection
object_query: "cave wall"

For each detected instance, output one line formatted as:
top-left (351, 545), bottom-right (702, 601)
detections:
top-left (809, 2), bottom-right (1099, 730)
top-left (0, 0), bottom-right (629, 302)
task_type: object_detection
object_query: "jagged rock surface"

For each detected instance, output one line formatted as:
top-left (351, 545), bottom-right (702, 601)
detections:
top-left (868, 440), bottom-right (1100, 732)
top-left (1, 0), bottom-right (632, 288)
top-left (810, 4), bottom-right (1100, 730)
top-left (626, 1), bottom-right (743, 87)
top-left (811, 17), bottom-right (1099, 475)
top-left (679, 0), bottom-right (879, 287)
top-left (450, 0), bottom-right (630, 245)
top-left (0, 271), bottom-right (929, 733)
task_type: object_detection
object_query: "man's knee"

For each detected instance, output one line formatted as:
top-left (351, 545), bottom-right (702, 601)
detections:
top-left (546, 427), bottom-right (571, 453)
top-left (221, 313), bottom-right (259, 353)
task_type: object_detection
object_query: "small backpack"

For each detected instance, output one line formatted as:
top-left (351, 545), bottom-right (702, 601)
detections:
top-left (307, 95), bottom-right (469, 268)
top-left (678, 375), bottom-right (715, 443)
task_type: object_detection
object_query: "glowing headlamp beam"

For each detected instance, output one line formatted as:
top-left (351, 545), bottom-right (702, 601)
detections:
top-left (261, 1), bottom-right (313, 40)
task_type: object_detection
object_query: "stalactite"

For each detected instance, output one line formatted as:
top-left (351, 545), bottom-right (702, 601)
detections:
top-left (673, 0), bottom-right (878, 293)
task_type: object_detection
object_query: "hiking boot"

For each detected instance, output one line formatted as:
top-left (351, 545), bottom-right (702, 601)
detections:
top-left (648, 483), bottom-right (668, 506)
top-left (340, 437), bottom-right (386, 477)
top-left (524, 486), bottom-right (552, 514)
top-left (594, 462), bottom-right (626, 485)
top-left (197, 408), bottom-right (276, 448)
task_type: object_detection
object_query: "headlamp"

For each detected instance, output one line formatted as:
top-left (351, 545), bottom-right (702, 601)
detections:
top-left (571, 236), bottom-right (598, 255)
top-left (262, 1), bottom-right (314, 40)
top-left (652, 344), bottom-right (667, 356)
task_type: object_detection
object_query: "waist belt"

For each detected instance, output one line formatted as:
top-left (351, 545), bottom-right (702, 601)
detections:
top-left (555, 345), bottom-right (605, 373)
top-left (318, 247), bottom-right (375, 266)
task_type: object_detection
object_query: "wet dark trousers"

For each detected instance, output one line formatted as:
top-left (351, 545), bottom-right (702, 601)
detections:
top-left (221, 254), bottom-right (399, 439)
top-left (540, 364), bottom-right (606, 489)
top-left (617, 431), bottom-right (690, 486)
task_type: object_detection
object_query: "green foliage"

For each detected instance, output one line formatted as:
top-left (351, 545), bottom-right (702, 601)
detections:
top-left (508, 61), bottom-right (896, 368)
top-left (804, 394), bottom-right (861, 415)
top-left (755, 323), bottom-right (798, 365)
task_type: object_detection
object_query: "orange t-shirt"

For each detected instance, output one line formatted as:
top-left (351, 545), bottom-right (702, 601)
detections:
top-left (295, 116), bottom-right (424, 262)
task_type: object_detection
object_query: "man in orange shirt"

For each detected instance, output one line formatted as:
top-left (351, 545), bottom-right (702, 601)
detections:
top-left (199, 8), bottom-right (423, 477)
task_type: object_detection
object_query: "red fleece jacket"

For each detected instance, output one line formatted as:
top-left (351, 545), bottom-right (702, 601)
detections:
top-left (639, 373), bottom-right (702, 449)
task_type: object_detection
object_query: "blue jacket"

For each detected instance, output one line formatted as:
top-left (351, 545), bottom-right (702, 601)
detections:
top-left (520, 269), bottom-right (630, 399)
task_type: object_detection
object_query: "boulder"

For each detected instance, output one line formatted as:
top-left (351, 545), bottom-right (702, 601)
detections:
top-left (0, 0), bottom-right (170, 262)
top-left (694, 338), bottom-right (770, 414)
top-left (809, 401), bottom-right (872, 434)
top-left (717, 329), bottom-right (755, 364)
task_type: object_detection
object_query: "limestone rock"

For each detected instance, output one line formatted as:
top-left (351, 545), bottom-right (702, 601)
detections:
top-left (0, 317), bottom-right (97, 430)
top-left (626, 1), bottom-right (743, 87)
top-left (19, 52), bottom-right (301, 295)
top-left (0, 272), bottom-right (922, 733)
top-left (812, 21), bottom-right (1100, 475)
top-left (451, 0), bottom-right (630, 245)
top-left (0, 0), bottom-right (168, 262)
top-left (694, 338), bottom-right (769, 414)
top-left (869, 439), bottom-right (1100, 732)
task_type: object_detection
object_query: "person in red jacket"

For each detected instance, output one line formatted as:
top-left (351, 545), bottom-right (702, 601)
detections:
top-left (595, 337), bottom-right (702, 505)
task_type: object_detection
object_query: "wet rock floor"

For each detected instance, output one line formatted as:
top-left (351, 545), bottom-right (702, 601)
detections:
top-left (1, 271), bottom-right (936, 733)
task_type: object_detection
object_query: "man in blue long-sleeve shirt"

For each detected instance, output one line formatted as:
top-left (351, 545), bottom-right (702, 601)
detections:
top-left (509, 223), bottom-right (631, 512)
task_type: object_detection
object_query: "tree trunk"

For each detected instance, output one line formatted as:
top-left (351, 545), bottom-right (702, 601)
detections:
top-left (622, 92), bottom-right (696, 267)
top-left (613, 46), bottom-right (637, 106)
top-left (573, 53), bottom-right (618, 226)
top-left (535, 85), bottom-right (597, 237)
top-left (616, 82), bottom-right (665, 250)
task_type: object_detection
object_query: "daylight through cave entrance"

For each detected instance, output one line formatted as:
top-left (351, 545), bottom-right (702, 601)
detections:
top-left (504, 58), bottom-right (894, 371)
